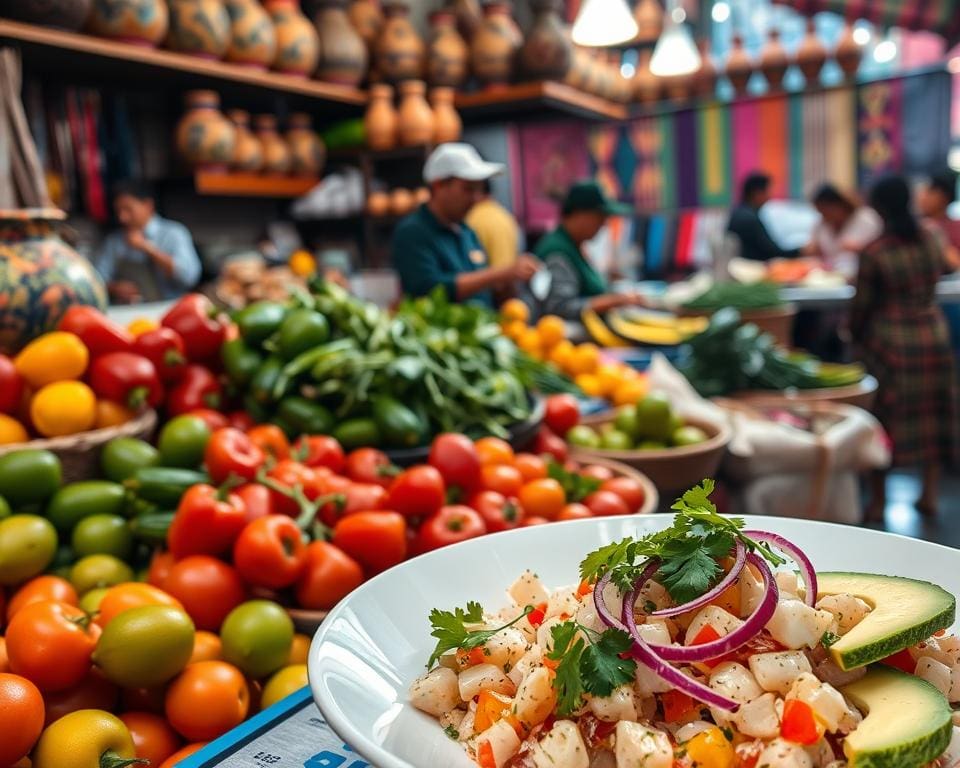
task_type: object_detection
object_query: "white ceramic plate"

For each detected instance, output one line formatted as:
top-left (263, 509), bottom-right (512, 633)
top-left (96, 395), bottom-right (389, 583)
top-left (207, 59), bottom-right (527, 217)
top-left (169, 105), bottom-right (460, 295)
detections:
top-left (308, 516), bottom-right (960, 768)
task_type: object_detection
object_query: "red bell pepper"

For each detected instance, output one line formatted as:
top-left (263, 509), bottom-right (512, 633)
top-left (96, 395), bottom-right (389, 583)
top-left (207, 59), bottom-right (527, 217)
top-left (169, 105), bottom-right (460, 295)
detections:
top-left (89, 352), bottom-right (164, 409)
top-left (204, 427), bottom-right (266, 485)
top-left (0, 355), bottom-right (23, 414)
top-left (167, 364), bottom-right (222, 416)
top-left (133, 327), bottom-right (186, 383)
top-left (161, 294), bottom-right (227, 363)
top-left (167, 482), bottom-right (249, 558)
top-left (58, 305), bottom-right (133, 357)
top-left (780, 699), bottom-right (823, 745)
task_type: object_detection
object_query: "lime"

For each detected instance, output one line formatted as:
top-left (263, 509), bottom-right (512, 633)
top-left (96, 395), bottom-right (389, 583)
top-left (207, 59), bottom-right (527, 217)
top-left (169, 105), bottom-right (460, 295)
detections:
top-left (79, 586), bottom-right (110, 614)
top-left (600, 429), bottom-right (633, 450)
top-left (93, 604), bottom-right (195, 687)
top-left (70, 554), bottom-right (134, 595)
top-left (635, 393), bottom-right (674, 442)
top-left (261, 664), bottom-right (308, 710)
top-left (0, 515), bottom-right (57, 585)
top-left (613, 405), bottom-right (639, 436)
top-left (566, 425), bottom-right (601, 449)
top-left (672, 425), bottom-right (709, 447)
top-left (221, 600), bottom-right (294, 680)
top-left (638, 440), bottom-right (668, 450)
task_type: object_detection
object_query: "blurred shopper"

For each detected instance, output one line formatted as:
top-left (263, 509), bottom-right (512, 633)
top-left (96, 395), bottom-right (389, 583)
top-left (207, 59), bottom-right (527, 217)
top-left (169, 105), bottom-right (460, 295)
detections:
top-left (727, 172), bottom-right (801, 261)
top-left (851, 175), bottom-right (958, 519)
top-left (804, 183), bottom-right (882, 278)
top-left (918, 169), bottom-right (960, 270)
top-left (465, 180), bottom-right (521, 270)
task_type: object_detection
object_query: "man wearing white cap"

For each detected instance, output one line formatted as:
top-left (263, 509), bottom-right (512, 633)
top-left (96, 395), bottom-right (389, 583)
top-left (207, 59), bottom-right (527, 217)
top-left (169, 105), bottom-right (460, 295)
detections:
top-left (392, 143), bottom-right (539, 307)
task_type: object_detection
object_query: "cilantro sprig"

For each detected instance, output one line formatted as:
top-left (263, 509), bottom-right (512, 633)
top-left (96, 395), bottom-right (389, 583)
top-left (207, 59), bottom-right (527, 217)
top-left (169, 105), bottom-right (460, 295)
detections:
top-left (547, 621), bottom-right (636, 716)
top-left (579, 479), bottom-right (786, 605)
top-left (426, 602), bottom-right (534, 668)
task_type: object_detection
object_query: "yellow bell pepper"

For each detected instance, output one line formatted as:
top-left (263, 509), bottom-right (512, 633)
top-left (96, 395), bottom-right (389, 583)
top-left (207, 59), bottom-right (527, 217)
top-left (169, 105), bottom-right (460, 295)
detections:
top-left (14, 332), bottom-right (88, 389)
top-left (683, 726), bottom-right (736, 768)
top-left (31, 381), bottom-right (96, 437)
top-left (32, 709), bottom-right (139, 768)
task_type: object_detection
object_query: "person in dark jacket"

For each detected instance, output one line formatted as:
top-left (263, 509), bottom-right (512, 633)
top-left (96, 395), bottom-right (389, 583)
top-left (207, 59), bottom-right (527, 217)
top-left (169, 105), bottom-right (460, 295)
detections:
top-left (727, 172), bottom-right (800, 262)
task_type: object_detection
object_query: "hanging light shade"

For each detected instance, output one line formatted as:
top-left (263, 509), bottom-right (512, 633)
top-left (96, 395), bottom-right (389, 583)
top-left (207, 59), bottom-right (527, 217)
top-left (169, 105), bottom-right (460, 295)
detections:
top-left (649, 5), bottom-right (701, 76)
top-left (571, 0), bottom-right (639, 47)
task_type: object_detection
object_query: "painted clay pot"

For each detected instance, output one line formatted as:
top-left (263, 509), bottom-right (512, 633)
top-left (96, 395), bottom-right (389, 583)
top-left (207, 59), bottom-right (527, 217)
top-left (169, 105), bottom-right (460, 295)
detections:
top-left (266, 0), bottom-right (320, 76)
top-left (313, 0), bottom-right (368, 85)
top-left (1, 0), bottom-right (92, 31)
top-left (286, 113), bottom-right (326, 176)
top-left (167, 0), bottom-right (232, 59)
top-left (397, 80), bottom-right (433, 146)
top-left (725, 34), bottom-right (752, 96)
top-left (470, 1), bottom-right (521, 88)
top-left (254, 115), bottom-right (293, 174)
top-left (794, 17), bottom-right (826, 84)
top-left (430, 87), bottom-right (461, 144)
top-left (427, 9), bottom-right (469, 88)
top-left (632, 48), bottom-right (660, 104)
top-left (694, 38), bottom-right (717, 99)
top-left (760, 28), bottom-right (788, 91)
top-left (633, 0), bottom-right (662, 44)
top-left (452, 0), bottom-right (482, 42)
top-left (348, 0), bottom-right (382, 51)
top-left (520, 0), bottom-right (571, 81)
top-left (364, 83), bottom-right (398, 149)
top-left (375, 0), bottom-right (426, 83)
top-left (87, 0), bottom-right (168, 45)
top-left (834, 22), bottom-right (862, 80)
top-left (389, 188), bottom-right (414, 215)
top-left (0, 208), bottom-right (108, 355)
top-left (224, 0), bottom-right (276, 68)
top-left (228, 110), bottom-right (264, 172)
top-left (175, 90), bottom-right (237, 171)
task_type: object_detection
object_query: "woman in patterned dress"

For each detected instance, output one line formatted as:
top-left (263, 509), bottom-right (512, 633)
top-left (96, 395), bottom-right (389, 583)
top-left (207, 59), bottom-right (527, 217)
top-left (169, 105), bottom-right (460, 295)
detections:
top-left (851, 176), bottom-right (959, 519)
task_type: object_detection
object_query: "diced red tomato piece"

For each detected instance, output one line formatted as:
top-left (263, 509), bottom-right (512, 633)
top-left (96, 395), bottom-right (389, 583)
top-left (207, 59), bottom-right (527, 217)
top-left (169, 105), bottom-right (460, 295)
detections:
top-left (477, 740), bottom-right (496, 768)
top-left (780, 699), bottom-right (823, 745)
top-left (661, 689), bottom-right (698, 723)
top-left (527, 602), bottom-right (548, 628)
top-left (881, 648), bottom-right (916, 674)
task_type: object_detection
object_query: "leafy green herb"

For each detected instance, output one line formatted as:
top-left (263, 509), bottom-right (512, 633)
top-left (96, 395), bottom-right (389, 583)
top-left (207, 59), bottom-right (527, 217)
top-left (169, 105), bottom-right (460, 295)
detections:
top-left (426, 602), bottom-right (534, 668)
top-left (547, 622), bottom-right (637, 716)
top-left (547, 461), bottom-right (601, 503)
top-left (820, 631), bottom-right (841, 648)
top-left (443, 725), bottom-right (459, 740)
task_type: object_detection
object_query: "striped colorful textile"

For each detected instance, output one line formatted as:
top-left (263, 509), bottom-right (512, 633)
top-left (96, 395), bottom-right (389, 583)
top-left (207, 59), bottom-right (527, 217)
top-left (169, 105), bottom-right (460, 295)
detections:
top-left (776, 0), bottom-right (960, 45)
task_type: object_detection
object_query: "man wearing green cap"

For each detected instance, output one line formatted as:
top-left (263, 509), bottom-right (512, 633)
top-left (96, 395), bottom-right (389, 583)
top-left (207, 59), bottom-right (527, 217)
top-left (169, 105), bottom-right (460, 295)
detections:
top-left (533, 180), bottom-right (643, 320)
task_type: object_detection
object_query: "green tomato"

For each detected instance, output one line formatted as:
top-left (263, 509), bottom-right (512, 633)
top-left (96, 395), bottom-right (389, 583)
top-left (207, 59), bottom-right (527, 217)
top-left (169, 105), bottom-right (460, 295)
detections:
top-left (0, 514), bottom-right (58, 585)
top-left (157, 415), bottom-right (211, 469)
top-left (0, 449), bottom-right (62, 508)
top-left (672, 425), bottom-right (709, 447)
top-left (92, 605), bottom-right (195, 687)
top-left (70, 554), bottom-right (134, 595)
top-left (600, 429), bottom-right (634, 450)
top-left (614, 405), bottom-right (639, 436)
top-left (566, 424), bottom-right (601, 449)
top-left (635, 392), bottom-right (674, 442)
top-left (100, 437), bottom-right (160, 483)
top-left (220, 600), bottom-right (294, 679)
top-left (46, 481), bottom-right (127, 535)
top-left (79, 586), bottom-right (110, 614)
top-left (71, 514), bottom-right (133, 560)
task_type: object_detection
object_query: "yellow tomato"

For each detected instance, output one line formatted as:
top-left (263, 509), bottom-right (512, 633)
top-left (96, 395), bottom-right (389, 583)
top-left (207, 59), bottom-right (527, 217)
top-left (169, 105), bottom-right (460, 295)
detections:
top-left (32, 709), bottom-right (137, 768)
top-left (31, 382), bottom-right (96, 438)
top-left (14, 332), bottom-right (88, 389)
top-left (683, 726), bottom-right (735, 768)
top-left (568, 343), bottom-right (600, 376)
top-left (0, 414), bottom-right (28, 445)
top-left (95, 400), bottom-right (135, 430)
top-left (289, 250), bottom-right (317, 278)
top-left (287, 634), bottom-right (311, 665)
top-left (574, 373), bottom-right (604, 398)
top-left (612, 377), bottom-right (649, 407)
top-left (127, 318), bottom-right (158, 336)
top-left (535, 315), bottom-right (566, 349)
top-left (595, 364), bottom-right (624, 397)
top-left (500, 298), bottom-right (529, 324)
top-left (517, 329), bottom-right (543, 359)
top-left (548, 339), bottom-right (575, 370)
top-left (260, 664), bottom-right (308, 710)
top-left (503, 320), bottom-right (528, 342)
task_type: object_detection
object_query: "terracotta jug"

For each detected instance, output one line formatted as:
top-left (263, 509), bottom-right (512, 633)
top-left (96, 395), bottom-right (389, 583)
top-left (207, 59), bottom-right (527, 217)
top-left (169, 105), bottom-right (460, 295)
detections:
top-left (254, 114), bottom-right (293, 174)
top-left (430, 87), bottom-right (462, 144)
top-left (228, 110), bottom-right (264, 172)
top-left (367, 190), bottom-right (390, 216)
top-left (224, 0), bottom-right (276, 68)
top-left (167, 0), bottom-right (231, 59)
top-left (266, 0), bottom-right (320, 76)
top-left (390, 188), bottom-right (414, 215)
top-left (427, 9), bottom-right (469, 88)
top-left (760, 28), bottom-right (788, 91)
top-left (632, 48), bottom-right (660, 105)
top-left (88, 0), bottom-right (169, 45)
top-left (452, 0), bottom-right (482, 42)
top-left (725, 34), bottom-right (752, 96)
top-left (794, 17), bottom-right (826, 84)
top-left (3, 0), bottom-right (92, 31)
top-left (633, 0), bottom-right (662, 44)
top-left (471, 1), bottom-right (521, 88)
top-left (834, 22), bottom-right (862, 80)
top-left (375, 0), bottom-right (425, 83)
top-left (175, 90), bottom-right (237, 171)
top-left (286, 113), bottom-right (326, 176)
top-left (348, 0), bottom-right (383, 51)
top-left (520, 0), bottom-right (571, 81)
top-left (313, 0), bottom-right (369, 86)
top-left (365, 83), bottom-right (399, 150)
top-left (694, 38), bottom-right (717, 99)
top-left (397, 80), bottom-right (434, 146)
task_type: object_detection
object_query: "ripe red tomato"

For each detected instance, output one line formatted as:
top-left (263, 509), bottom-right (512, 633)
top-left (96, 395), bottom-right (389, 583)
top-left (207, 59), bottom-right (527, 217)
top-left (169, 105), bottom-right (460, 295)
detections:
top-left (42, 668), bottom-right (118, 726)
top-left (580, 464), bottom-right (615, 482)
top-left (232, 516), bottom-right (307, 589)
top-left (544, 394), bottom-right (580, 437)
top-left (186, 409), bottom-right (229, 432)
top-left (294, 436), bottom-right (345, 473)
top-left (204, 428), bottom-right (265, 484)
top-left (7, 576), bottom-right (77, 622)
top-left (264, 460), bottom-right (318, 517)
top-left (226, 410), bottom-right (255, 432)
top-left (163, 557), bottom-right (246, 632)
top-left (481, 464), bottom-right (523, 497)
top-left (583, 490), bottom-right (630, 517)
top-left (475, 437), bottom-right (514, 466)
top-left (415, 506), bottom-right (486, 552)
top-left (557, 503), bottom-right (593, 521)
top-left (387, 466), bottom-right (446, 519)
top-left (600, 477), bottom-right (646, 514)
top-left (295, 542), bottom-right (364, 611)
top-left (247, 424), bottom-right (290, 461)
top-left (345, 448), bottom-right (396, 488)
top-left (428, 433), bottom-right (481, 493)
top-left (469, 490), bottom-right (525, 533)
top-left (340, 483), bottom-right (389, 517)
top-left (332, 511), bottom-right (408, 574)
top-left (532, 427), bottom-right (568, 463)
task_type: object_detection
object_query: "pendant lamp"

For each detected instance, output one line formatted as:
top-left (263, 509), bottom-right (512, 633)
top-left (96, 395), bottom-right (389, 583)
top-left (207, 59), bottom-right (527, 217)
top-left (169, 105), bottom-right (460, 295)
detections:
top-left (571, 0), bottom-right (639, 47)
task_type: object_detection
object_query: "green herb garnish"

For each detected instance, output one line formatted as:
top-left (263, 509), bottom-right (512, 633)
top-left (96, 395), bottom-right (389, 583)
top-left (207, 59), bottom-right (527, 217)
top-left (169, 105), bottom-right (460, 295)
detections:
top-left (443, 725), bottom-right (460, 740)
top-left (821, 630), bottom-right (841, 648)
top-left (426, 602), bottom-right (534, 668)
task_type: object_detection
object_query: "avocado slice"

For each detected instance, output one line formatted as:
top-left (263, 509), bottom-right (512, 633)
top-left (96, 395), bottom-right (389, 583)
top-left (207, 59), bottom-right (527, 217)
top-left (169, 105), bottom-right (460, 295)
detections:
top-left (841, 665), bottom-right (952, 768)
top-left (817, 572), bottom-right (956, 670)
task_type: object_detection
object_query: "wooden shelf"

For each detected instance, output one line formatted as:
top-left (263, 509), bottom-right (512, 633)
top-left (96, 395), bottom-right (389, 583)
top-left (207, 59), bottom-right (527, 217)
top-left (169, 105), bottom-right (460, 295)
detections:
top-left (194, 170), bottom-right (319, 197)
top-left (456, 81), bottom-right (628, 123)
top-left (0, 20), bottom-right (366, 115)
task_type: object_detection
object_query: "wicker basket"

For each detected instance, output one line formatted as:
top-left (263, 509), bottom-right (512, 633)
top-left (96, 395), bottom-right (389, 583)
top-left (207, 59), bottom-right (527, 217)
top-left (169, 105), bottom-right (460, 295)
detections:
top-left (0, 409), bottom-right (158, 484)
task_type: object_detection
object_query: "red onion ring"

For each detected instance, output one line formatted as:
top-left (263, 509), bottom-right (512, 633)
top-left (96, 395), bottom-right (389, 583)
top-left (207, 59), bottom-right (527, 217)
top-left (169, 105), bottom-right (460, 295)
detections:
top-left (593, 562), bottom-right (659, 632)
top-left (648, 541), bottom-right (747, 619)
top-left (743, 530), bottom-right (817, 607)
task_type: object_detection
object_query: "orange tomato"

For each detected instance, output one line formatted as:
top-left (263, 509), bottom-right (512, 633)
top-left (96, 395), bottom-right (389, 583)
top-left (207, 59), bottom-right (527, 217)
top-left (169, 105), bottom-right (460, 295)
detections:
top-left (189, 631), bottom-right (222, 664)
top-left (287, 634), bottom-right (311, 666)
top-left (246, 424), bottom-right (290, 461)
top-left (41, 668), bottom-right (118, 726)
top-left (294, 541), bottom-right (364, 611)
top-left (7, 576), bottom-right (78, 622)
top-left (557, 503), bottom-right (593, 521)
top-left (548, 339), bottom-right (575, 371)
top-left (162, 556), bottom-right (246, 632)
top-left (94, 582), bottom-right (184, 628)
top-left (120, 711), bottom-right (182, 767)
top-left (574, 373), bottom-right (604, 399)
top-left (500, 298), bottom-right (529, 324)
top-left (612, 377), bottom-right (648, 407)
top-left (127, 318), bottom-right (159, 337)
top-left (147, 551), bottom-right (176, 590)
top-left (158, 743), bottom-right (208, 768)
top-left (513, 453), bottom-right (547, 483)
top-left (0, 638), bottom-right (9, 673)
top-left (165, 661), bottom-right (250, 742)
top-left (536, 315), bottom-right (566, 349)
top-left (475, 437), bottom-right (515, 467)
top-left (568, 344), bottom-right (600, 376)
top-left (94, 400), bottom-right (135, 429)
top-left (516, 329), bottom-right (543, 358)
top-left (518, 478), bottom-right (566, 520)
top-left (503, 320), bottom-right (528, 342)
top-left (0, 673), bottom-right (44, 765)
top-left (0, 413), bottom-right (28, 445)
top-left (481, 465), bottom-right (524, 498)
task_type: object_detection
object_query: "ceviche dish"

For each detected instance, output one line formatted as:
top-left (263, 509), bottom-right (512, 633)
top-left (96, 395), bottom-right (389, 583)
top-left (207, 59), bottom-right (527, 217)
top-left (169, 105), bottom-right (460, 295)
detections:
top-left (409, 481), bottom-right (960, 768)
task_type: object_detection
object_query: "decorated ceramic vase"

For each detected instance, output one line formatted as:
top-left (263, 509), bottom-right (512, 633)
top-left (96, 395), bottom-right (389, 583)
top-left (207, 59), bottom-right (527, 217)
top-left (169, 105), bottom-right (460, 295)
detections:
top-left (228, 109), bottom-right (264, 172)
top-left (632, 48), bottom-right (660, 104)
top-left (87, 0), bottom-right (169, 45)
top-left (452, 0), bottom-right (482, 42)
top-left (375, 0), bottom-right (426, 83)
top-left (470, 1), bottom-right (521, 88)
top-left (266, 0), bottom-right (321, 76)
top-left (223, 0), bottom-right (276, 68)
top-left (175, 90), bottom-right (237, 171)
top-left (760, 28), bottom-right (788, 91)
top-left (1, 0), bottom-right (92, 30)
top-left (427, 9), bottom-right (468, 89)
top-left (725, 34), bottom-right (752, 96)
top-left (520, 0), bottom-right (571, 81)
top-left (167, 0), bottom-right (232, 59)
top-left (397, 80), bottom-right (433, 146)
top-left (633, 0), bottom-right (661, 44)
top-left (794, 18), bottom-right (826, 85)
top-left (430, 87), bottom-right (461, 143)
top-left (364, 83), bottom-right (399, 149)
top-left (254, 114), bottom-right (293, 174)
top-left (563, 45), bottom-right (589, 91)
top-left (694, 38), bottom-right (717, 99)
top-left (313, 0), bottom-right (369, 86)
top-left (286, 113), bottom-right (326, 175)
top-left (367, 190), bottom-right (390, 216)
top-left (389, 187), bottom-right (414, 215)
top-left (348, 0), bottom-right (383, 52)
top-left (0, 209), bottom-right (107, 355)
top-left (834, 22), bottom-right (862, 80)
